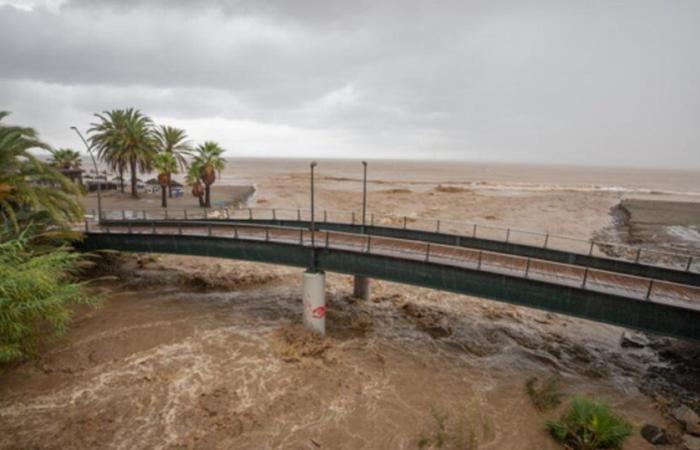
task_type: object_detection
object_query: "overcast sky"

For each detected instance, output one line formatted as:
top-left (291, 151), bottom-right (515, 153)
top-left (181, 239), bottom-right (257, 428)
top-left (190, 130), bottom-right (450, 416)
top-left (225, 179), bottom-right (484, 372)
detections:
top-left (1, 0), bottom-right (699, 167)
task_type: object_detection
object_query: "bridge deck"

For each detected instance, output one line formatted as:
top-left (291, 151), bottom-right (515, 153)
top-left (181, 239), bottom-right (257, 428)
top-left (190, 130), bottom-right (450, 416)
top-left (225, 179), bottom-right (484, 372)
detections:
top-left (89, 220), bottom-right (700, 311)
top-left (96, 208), bottom-right (700, 287)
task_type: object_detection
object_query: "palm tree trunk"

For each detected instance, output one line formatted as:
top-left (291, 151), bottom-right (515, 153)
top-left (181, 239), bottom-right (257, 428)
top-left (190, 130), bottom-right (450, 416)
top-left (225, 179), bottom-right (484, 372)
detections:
top-left (198, 195), bottom-right (204, 207)
top-left (168, 176), bottom-right (173, 198)
top-left (204, 184), bottom-right (211, 208)
top-left (161, 186), bottom-right (167, 208)
top-left (130, 159), bottom-right (138, 198)
top-left (119, 166), bottom-right (125, 193)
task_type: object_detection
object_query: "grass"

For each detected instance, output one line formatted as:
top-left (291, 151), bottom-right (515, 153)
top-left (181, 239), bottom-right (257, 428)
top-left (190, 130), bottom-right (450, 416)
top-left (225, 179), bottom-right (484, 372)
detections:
top-left (526, 375), bottom-right (563, 412)
top-left (546, 396), bottom-right (633, 450)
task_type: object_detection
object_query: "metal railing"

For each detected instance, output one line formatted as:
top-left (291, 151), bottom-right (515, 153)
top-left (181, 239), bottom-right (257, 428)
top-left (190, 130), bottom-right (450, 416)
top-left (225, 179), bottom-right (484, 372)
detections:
top-left (83, 218), bottom-right (700, 308)
top-left (90, 207), bottom-right (699, 274)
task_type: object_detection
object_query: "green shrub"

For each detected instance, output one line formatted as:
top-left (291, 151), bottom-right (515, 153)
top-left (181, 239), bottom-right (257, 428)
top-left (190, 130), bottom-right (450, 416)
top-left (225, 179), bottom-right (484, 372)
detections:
top-left (546, 396), bottom-right (632, 450)
top-left (0, 231), bottom-right (98, 363)
top-left (526, 375), bottom-right (563, 412)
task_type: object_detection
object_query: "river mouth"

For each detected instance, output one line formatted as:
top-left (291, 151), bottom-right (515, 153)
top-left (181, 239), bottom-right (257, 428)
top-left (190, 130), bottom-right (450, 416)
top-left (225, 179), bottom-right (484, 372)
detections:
top-left (0, 253), bottom-right (681, 449)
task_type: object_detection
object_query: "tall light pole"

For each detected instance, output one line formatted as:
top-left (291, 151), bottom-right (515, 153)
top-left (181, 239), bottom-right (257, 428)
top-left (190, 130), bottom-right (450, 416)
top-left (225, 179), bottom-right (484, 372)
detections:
top-left (361, 160), bottom-right (368, 230)
top-left (354, 160), bottom-right (371, 301)
top-left (70, 126), bottom-right (101, 222)
top-left (310, 161), bottom-right (317, 251)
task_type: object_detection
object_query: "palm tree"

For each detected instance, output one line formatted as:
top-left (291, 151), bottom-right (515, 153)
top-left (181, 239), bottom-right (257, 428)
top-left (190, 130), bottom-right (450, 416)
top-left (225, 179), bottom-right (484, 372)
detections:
top-left (192, 141), bottom-right (226, 208)
top-left (155, 125), bottom-right (192, 198)
top-left (186, 162), bottom-right (204, 207)
top-left (0, 111), bottom-right (83, 232)
top-left (49, 148), bottom-right (82, 170)
top-left (89, 108), bottom-right (156, 198)
top-left (88, 109), bottom-right (127, 193)
top-left (152, 153), bottom-right (178, 208)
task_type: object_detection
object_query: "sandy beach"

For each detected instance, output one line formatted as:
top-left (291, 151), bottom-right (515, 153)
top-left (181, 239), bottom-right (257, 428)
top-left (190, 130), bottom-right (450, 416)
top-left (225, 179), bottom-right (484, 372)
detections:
top-left (1, 160), bottom-right (699, 449)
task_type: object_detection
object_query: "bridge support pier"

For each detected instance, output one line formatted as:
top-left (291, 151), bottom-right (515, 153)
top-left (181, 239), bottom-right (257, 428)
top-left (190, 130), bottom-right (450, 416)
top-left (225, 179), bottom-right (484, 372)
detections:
top-left (303, 270), bottom-right (326, 336)
top-left (353, 275), bottom-right (371, 301)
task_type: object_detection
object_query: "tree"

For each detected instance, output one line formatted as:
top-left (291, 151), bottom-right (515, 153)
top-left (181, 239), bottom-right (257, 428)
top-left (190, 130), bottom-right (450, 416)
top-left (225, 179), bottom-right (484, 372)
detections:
top-left (192, 141), bottom-right (226, 208)
top-left (152, 152), bottom-right (178, 208)
top-left (87, 109), bottom-right (128, 193)
top-left (154, 125), bottom-right (192, 198)
top-left (186, 162), bottom-right (205, 207)
top-left (89, 108), bottom-right (156, 198)
top-left (49, 148), bottom-right (82, 170)
top-left (0, 111), bottom-right (83, 233)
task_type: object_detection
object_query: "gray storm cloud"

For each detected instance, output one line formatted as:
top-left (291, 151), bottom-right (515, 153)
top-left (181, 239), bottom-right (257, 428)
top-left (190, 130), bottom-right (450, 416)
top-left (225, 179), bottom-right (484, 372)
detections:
top-left (0, 0), bottom-right (698, 167)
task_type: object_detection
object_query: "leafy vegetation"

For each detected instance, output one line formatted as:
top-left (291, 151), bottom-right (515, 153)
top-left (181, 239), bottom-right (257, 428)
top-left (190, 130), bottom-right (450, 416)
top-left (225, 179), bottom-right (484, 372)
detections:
top-left (0, 230), bottom-right (97, 363)
top-left (526, 375), bottom-right (563, 412)
top-left (546, 396), bottom-right (632, 450)
top-left (0, 112), bottom-right (96, 364)
top-left (0, 111), bottom-right (83, 234)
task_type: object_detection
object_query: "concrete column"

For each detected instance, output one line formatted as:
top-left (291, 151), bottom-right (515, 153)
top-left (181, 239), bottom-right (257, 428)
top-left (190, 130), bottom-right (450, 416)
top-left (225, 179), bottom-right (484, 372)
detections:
top-left (352, 275), bottom-right (370, 301)
top-left (303, 270), bottom-right (326, 336)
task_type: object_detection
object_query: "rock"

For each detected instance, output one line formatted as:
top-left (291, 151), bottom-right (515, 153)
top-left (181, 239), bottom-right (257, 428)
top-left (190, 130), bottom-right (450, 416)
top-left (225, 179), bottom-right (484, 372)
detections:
top-left (399, 303), bottom-right (454, 338)
top-left (620, 331), bottom-right (649, 348)
top-left (683, 434), bottom-right (700, 450)
top-left (673, 405), bottom-right (700, 436)
top-left (641, 424), bottom-right (671, 445)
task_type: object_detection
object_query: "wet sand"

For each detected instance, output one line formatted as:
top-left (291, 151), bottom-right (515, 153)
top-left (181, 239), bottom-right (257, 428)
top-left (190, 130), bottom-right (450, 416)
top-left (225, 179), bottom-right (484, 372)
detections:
top-left (1, 160), bottom-right (700, 449)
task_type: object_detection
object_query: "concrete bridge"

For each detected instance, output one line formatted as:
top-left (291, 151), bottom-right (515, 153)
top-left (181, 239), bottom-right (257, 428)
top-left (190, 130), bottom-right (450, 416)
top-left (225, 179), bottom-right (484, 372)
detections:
top-left (80, 211), bottom-right (700, 341)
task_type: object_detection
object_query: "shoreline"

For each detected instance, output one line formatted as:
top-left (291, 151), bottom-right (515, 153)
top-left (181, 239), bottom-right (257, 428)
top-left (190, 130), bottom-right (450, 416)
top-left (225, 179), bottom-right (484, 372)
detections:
top-left (223, 156), bottom-right (700, 174)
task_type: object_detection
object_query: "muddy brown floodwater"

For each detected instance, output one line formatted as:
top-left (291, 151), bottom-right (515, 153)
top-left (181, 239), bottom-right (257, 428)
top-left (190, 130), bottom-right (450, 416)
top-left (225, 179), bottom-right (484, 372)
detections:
top-left (0, 252), bottom-right (683, 449)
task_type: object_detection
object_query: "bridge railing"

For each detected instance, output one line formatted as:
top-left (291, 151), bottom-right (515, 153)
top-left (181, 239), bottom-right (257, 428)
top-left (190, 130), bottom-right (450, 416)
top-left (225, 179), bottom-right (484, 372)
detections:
top-left (90, 207), bottom-right (699, 274)
top-left (83, 218), bottom-right (700, 307)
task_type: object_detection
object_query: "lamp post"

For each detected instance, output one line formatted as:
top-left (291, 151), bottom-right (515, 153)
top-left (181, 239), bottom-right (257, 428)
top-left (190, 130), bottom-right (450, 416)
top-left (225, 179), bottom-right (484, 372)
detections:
top-left (361, 160), bottom-right (368, 231)
top-left (310, 161), bottom-right (317, 251)
top-left (70, 126), bottom-right (101, 222)
top-left (353, 160), bottom-right (371, 300)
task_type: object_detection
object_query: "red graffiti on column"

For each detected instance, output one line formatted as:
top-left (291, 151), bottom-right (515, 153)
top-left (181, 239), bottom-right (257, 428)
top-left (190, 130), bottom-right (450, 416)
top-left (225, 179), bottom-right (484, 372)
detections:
top-left (311, 306), bottom-right (326, 319)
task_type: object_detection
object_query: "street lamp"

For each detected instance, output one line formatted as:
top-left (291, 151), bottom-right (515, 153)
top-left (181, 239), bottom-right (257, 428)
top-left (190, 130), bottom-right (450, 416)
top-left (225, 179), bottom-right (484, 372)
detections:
top-left (353, 161), bottom-right (371, 300)
top-left (361, 160), bottom-right (368, 230)
top-left (310, 161), bottom-right (317, 249)
top-left (70, 126), bottom-right (101, 222)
